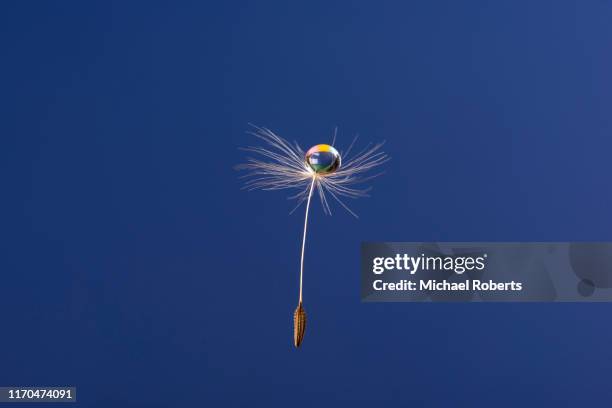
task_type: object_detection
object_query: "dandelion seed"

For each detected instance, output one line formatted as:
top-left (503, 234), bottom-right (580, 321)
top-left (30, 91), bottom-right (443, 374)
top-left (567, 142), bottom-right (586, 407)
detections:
top-left (237, 125), bottom-right (388, 348)
top-left (293, 301), bottom-right (307, 348)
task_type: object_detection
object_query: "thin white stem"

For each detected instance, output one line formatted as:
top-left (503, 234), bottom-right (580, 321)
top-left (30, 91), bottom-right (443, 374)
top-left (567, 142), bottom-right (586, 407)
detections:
top-left (299, 175), bottom-right (316, 303)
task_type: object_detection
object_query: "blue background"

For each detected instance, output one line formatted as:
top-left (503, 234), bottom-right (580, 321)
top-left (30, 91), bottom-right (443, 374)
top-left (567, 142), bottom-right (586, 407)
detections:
top-left (2, 1), bottom-right (612, 406)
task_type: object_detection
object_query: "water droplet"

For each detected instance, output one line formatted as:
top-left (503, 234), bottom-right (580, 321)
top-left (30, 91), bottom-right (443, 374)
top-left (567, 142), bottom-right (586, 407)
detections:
top-left (305, 144), bottom-right (340, 174)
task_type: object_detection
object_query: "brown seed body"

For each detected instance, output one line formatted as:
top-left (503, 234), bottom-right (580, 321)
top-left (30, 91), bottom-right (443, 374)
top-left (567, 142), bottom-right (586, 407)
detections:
top-left (293, 302), bottom-right (307, 348)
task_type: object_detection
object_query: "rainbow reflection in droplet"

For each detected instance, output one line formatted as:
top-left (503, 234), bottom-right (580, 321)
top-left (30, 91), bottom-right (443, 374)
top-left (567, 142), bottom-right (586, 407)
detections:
top-left (305, 144), bottom-right (341, 175)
